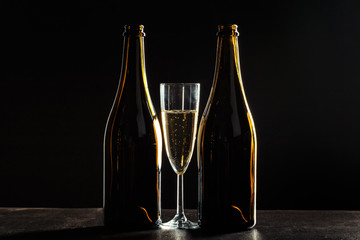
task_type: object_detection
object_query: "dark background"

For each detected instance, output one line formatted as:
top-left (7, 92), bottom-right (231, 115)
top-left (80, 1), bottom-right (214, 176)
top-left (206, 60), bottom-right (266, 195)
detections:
top-left (2, 0), bottom-right (360, 210)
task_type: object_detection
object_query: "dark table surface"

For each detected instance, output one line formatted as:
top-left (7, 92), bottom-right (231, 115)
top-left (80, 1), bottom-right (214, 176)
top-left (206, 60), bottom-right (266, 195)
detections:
top-left (0, 208), bottom-right (359, 239)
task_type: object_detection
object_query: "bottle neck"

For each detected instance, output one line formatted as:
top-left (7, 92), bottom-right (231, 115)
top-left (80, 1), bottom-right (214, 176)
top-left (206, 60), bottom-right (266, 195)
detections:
top-left (212, 24), bottom-right (252, 117)
top-left (213, 26), bottom-right (242, 88)
top-left (119, 25), bottom-right (156, 117)
top-left (121, 33), bottom-right (146, 83)
top-left (120, 24), bottom-right (146, 81)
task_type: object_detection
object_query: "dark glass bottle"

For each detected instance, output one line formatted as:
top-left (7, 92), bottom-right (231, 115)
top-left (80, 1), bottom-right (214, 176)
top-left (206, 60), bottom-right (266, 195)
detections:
top-left (197, 24), bottom-right (257, 230)
top-left (103, 25), bottom-right (162, 230)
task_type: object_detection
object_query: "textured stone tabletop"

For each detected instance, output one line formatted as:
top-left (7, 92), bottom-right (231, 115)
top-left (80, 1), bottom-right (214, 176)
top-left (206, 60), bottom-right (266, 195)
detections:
top-left (0, 208), bottom-right (359, 239)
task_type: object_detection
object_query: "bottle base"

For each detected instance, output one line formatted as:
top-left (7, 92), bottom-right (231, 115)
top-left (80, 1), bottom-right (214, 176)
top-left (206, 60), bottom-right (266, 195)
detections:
top-left (198, 220), bottom-right (256, 233)
top-left (104, 217), bottom-right (161, 232)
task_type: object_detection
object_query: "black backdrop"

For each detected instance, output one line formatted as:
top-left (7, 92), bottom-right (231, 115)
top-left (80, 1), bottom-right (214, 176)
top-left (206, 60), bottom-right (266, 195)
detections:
top-left (2, 0), bottom-right (360, 210)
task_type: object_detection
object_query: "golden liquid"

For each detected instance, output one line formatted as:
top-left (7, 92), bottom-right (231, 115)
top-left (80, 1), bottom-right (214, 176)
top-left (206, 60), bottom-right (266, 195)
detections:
top-left (161, 110), bottom-right (198, 175)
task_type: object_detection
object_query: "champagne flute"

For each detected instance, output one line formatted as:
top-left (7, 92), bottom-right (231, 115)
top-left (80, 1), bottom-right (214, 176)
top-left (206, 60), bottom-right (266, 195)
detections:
top-left (160, 83), bottom-right (200, 229)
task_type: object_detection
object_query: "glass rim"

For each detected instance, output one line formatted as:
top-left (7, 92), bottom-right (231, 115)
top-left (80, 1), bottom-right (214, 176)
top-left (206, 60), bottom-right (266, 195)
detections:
top-left (160, 83), bottom-right (200, 86)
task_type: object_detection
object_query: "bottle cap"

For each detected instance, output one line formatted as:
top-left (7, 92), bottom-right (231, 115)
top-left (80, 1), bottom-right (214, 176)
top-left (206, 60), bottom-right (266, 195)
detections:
top-left (123, 24), bottom-right (146, 36)
top-left (217, 24), bottom-right (239, 36)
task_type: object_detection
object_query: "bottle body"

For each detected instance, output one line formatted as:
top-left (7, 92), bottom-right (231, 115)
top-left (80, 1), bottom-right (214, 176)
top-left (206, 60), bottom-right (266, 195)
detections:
top-left (197, 24), bottom-right (257, 230)
top-left (103, 25), bottom-right (162, 230)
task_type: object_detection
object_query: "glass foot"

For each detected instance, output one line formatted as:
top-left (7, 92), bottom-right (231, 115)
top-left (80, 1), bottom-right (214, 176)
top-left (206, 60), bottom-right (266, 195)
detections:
top-left (161, 213), bottom-right (199, 229)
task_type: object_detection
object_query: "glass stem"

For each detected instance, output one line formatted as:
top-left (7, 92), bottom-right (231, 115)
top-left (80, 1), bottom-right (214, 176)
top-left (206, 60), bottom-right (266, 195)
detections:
top-left (176, 174), bottom-right (185, 219)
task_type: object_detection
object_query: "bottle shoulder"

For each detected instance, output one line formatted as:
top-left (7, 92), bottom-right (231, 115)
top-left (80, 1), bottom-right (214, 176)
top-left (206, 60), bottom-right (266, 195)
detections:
top-left (105, 92), bottom-right (156, 137)
top-left (203, 92), bottom-right (250, 124)
top-left (201, 85), bottom-right (252, 140)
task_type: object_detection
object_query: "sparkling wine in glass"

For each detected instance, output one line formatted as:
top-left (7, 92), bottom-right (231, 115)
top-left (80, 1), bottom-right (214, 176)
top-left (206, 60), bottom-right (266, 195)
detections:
top-left (160, 83), bottom-right (200, 229)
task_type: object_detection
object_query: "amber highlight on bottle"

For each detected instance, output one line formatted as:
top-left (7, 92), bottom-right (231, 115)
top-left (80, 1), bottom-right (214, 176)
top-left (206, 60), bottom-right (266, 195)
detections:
top-left (197, 24), bottom-right (257, 230)
top-left (103, 25), bottom-right (162, 230)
